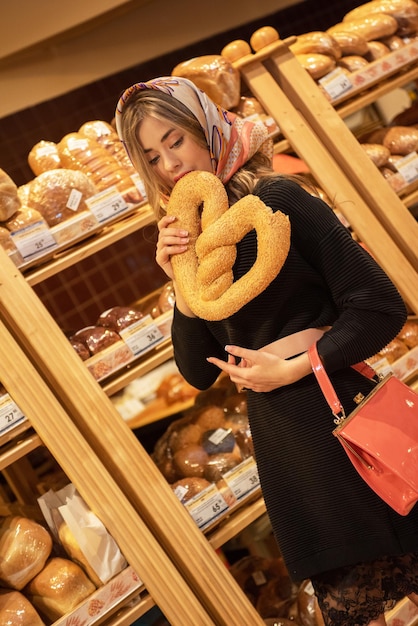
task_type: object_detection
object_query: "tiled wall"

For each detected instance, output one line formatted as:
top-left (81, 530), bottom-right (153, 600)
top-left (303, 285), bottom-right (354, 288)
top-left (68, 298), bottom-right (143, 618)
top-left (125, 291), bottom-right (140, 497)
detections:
top-left (1, 0), bottom-right (360, 332)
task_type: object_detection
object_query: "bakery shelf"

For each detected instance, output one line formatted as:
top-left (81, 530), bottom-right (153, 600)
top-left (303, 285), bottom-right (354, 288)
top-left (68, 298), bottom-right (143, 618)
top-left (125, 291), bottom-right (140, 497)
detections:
top-left (25, 204), bottom-right (155, 286)
top-left (106, 593), bottom-right (156, 626)
top-left (328, 40), bottom-right (418, 114)
top-left (0, 430), bottom-right (42, 470)
top-left (335, 63), bottom-right (418, 120)
top-left (101, 339), bottom-right (174, 397)
top-left (208, 495), bottom-right (267, 550)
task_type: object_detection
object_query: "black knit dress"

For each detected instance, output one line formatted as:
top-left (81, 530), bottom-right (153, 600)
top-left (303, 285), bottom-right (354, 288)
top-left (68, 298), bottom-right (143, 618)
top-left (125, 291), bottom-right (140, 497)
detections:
top-left (171, 177), bottom-right (418, 583)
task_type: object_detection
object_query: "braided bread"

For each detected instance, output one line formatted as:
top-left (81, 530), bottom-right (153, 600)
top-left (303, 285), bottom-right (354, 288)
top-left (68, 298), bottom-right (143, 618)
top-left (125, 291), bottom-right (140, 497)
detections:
top-left (167, 171), bottom-right (290, 321)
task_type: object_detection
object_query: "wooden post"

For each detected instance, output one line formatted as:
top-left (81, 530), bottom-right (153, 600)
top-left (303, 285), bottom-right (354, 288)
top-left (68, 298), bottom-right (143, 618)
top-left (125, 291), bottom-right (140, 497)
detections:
top-left (0, 320), bottom-right (216, 626)
top-left (0, 249), bottom-right (265, 626)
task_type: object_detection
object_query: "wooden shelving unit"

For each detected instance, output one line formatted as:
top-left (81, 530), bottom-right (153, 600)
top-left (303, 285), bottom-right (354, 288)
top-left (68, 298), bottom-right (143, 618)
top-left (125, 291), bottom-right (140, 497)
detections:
top-left (227, 33), bottom-right (418, 314)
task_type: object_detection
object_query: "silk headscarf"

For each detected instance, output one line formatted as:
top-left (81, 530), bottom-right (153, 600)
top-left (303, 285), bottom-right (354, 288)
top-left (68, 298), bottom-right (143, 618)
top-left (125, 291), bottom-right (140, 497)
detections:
top-left (115, 76), bottom-right (273, 184)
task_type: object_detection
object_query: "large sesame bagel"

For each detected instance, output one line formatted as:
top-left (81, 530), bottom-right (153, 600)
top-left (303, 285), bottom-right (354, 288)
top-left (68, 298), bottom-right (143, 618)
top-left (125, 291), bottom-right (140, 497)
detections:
top-left (166, 171), bottom-right (290, 321)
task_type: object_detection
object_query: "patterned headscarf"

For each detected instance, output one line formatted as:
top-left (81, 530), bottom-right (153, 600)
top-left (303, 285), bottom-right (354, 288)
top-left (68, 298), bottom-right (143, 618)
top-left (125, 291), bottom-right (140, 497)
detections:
top-left (115, 76), bottom-right (273, 184)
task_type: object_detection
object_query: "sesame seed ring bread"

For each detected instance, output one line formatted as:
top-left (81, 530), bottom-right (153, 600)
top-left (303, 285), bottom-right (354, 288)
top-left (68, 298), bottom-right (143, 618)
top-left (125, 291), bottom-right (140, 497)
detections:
top-left (166, 171), bottom-right (291, 321)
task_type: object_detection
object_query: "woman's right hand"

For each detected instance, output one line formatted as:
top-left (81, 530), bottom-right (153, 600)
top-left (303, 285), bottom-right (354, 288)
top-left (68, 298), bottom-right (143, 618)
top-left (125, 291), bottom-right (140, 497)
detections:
top-left (156, 215), bottom-right (189, 280)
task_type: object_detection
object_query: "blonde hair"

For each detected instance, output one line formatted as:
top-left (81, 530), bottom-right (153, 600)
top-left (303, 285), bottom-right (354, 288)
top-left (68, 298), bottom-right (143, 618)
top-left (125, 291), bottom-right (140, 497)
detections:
top-left (118, 89), bottom-right (209, 216)
top-left (118, 88), bottom-right (314, 216)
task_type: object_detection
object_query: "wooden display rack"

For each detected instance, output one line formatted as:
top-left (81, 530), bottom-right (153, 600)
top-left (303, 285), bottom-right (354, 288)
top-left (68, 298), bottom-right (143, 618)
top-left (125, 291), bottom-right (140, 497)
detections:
top-left (223, 33), bottom-right (418, 314)
top-left (0, 246), bottom-right (265, 625)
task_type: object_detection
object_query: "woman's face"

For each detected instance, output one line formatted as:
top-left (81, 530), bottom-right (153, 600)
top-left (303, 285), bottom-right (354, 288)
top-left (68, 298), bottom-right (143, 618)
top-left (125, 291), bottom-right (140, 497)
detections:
top-left (138, 115), bottom-right (213, 193)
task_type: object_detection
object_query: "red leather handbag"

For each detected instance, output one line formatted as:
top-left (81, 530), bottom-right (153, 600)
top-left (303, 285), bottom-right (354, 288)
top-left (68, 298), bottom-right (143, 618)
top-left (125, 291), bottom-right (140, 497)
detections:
top-left (308, 343), bottom-right (418, 516)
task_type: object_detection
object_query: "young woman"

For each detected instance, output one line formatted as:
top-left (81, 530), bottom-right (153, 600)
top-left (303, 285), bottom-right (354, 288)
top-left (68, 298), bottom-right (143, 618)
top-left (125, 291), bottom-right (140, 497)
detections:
top-left (115, 76), bottom-right (418, 626)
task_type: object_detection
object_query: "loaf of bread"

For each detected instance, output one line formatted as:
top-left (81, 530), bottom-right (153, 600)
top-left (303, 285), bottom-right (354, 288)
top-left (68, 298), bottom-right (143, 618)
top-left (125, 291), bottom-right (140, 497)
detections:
top-left (0, 168), bottom-right (21, 221)
top-left (360, 143), bottom-right (391, 166)
top-left (397, 319), bottom-right (418, 348)
top-left (70, 326), bottom-right (121, 356)
top-left (383, 125), bottom-right (418, 154)
top-left (338, 55), bottom-right (370, 72)
top-left (5, 207), bottom-right (47, 233)
top-left (295, 53), bottom-right (336, 79)
top-left (28, 141), bottom-right (62, 176)
top-left (58, 522), bottom-right (102, 587)
top-left (152, 389), bottom-right (251, 484)
top-left (344, 0), bottom-right (418, 37)
top-left (58, 132), bottom-right (140, 202)
top-left (171, 477), bottom-right (213, 503)
top-left (79, 120), bottom-right (136, 172)
top-left (27, 169), bottom-right (97, 226)
top-left (328, 14), bottom-right (399, 41)
top-left (328, 30), bottom-right (369, 56)
top-left (0, 226), bottom-right (18, 254)
top-left (290, 31), bottom-right (342, 60)
top-left (365, 40), bottom-right (391, 60)
top-left (171, 55), bottom-right (241, 109)
top-left (156, 373), bottom-right (198, 406)
top-left (25, 557), bottom-right (96, 621)
top-left (0, 516), bottom-right (53, 590)
top-left (97, 305), bottom-right (144, 331)
top-left (0, 589), bottom-right (45, 626)
top-left (377, 337), bottom-right (409, 362)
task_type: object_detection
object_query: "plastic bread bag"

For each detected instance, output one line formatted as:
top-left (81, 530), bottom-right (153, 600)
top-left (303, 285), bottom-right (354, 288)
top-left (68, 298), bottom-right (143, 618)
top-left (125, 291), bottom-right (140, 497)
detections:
top-left (38, 483), bottom-right (127, 586)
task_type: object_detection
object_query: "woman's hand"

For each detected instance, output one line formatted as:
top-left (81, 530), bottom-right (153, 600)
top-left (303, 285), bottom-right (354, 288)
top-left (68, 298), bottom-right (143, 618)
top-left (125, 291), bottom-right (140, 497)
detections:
top-left (207, 345), bottom-right (312, 392)
top-left (156, 215), bottom-right (196, 317)
top-left (156, 215), bottom-right (189, 280)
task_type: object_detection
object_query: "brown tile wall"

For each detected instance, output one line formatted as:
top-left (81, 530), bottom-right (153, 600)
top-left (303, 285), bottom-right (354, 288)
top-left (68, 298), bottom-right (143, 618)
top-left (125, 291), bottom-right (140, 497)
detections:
top-left (1, 0), bottom-right (360, 333)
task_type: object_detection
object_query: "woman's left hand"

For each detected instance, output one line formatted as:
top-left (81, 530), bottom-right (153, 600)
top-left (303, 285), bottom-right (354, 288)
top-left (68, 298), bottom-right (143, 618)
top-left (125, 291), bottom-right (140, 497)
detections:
top-left (207, 344), bottom-right (312, 392)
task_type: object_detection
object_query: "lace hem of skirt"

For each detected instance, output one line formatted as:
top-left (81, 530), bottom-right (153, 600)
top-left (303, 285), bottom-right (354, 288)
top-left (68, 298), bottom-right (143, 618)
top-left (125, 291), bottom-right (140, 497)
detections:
top-left (310, 552), bottom-right (418, 626)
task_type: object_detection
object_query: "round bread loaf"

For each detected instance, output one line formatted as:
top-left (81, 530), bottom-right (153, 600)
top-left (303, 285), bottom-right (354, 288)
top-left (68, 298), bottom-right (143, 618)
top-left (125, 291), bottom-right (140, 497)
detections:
top-left (0, 589), bottom-right (45, 626)
top-left (0, 516), bottom-right (53, 590)
top-left (171, 477), bottom-right (212, 502)
top-left (70, 326), bottom-right (120, 356)
top-left (25, 557), bottom-right (96, 621)
top-left (97, 305), bottom-right (144, 331)
top-left (173, 444), bottom-right (209, 478)
top-left (0, 168), bottom-right (21, 221)
top-left (27, 169), bottom-right (97, 226)
top-left (28, 141), bottom-right (61, 176)
top-left (172, 55), bottom-right (241, 109)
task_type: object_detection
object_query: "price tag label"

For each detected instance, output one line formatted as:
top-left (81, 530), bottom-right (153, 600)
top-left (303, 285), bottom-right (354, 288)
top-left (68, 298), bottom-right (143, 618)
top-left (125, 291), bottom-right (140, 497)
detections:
top-left (86, 186), bottom-right (129, 223)
top-left (120, 315), bottom-right (164, 356)
top-left (319, 68), bottom-right (353, 101)
top-left (0, 393), bottom-right (25, 433)
top-left (184, 484), bottom-right (229, 530)
top-left (130, 173), bottom-right (147, 200)
top-left (394, 151), bottom-right (418, 184)
top-left (223, 457), bottom-right (260, 500)
top-left (11, 221), bottom-right (58, 262)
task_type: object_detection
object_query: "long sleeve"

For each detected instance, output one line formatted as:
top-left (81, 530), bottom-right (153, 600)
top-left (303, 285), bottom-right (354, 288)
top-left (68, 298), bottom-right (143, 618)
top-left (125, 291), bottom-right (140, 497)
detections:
top-left (257, 178), bottom-right (407, 372)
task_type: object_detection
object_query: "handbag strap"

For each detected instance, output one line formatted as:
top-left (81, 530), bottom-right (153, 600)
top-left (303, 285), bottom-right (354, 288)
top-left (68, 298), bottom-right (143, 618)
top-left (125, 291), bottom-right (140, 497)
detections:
top-left (308, 343), bottom-right (378, 422)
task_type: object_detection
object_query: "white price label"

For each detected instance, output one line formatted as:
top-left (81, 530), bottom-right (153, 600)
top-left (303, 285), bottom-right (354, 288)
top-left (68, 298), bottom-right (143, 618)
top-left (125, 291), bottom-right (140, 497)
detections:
top-left (185, 484), bottom-right (229, 529)
top-left (11, 221), bottom-right (58, 261)
top-left (223, 457), bottom-right (260, 500)
top-left (130, 173), bottom-right (147, 199)
top-left (0, 394), bottom-right (25, 433)
top-left (394, 151), bottom-right (418, 184)
top-left (86, 187), bottom-right (129, 223)
top-left (120, 319), bottom-right (164, 356)
top-left (319, 68), bottom-right (353, 101)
